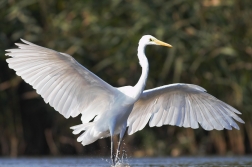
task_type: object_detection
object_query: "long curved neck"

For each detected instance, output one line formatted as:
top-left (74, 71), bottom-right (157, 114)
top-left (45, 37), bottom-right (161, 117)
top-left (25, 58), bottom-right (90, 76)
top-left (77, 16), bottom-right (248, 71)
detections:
top-left (134, 43), bottom-right (149, 99)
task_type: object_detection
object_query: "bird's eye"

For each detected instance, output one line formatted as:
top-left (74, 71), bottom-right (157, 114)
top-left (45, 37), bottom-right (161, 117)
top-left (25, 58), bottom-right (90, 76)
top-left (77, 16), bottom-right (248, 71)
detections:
top-left (149, 38), bottom-right (153, 42)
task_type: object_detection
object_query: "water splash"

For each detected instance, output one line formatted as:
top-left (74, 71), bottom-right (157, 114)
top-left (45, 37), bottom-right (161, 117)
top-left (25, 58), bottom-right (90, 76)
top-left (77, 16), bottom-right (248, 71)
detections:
top-left (113, 149), bottom-right (130, 167)
top-left (113, 162), bottom-right (130, 167)
top-left (109, 142), bottom-right (131, 167)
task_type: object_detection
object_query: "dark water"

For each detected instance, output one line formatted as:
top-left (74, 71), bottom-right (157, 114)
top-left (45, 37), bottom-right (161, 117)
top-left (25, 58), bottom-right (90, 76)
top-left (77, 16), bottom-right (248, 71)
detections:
top-left (0, 156), bottom-right (251, 167)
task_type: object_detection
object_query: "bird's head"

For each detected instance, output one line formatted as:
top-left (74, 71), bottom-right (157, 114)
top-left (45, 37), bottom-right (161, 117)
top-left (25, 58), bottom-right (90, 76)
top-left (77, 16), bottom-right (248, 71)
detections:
top-left (139, 35), bottom-right (172, 48)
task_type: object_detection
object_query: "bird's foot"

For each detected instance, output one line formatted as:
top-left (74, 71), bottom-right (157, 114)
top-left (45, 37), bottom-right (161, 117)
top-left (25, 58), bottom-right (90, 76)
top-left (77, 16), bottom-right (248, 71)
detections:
top-left (111, 156), bottom-right (115, 166)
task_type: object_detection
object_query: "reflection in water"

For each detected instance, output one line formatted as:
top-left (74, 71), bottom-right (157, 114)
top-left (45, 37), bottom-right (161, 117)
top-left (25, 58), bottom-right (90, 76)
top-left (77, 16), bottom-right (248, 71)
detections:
top-left (0, 156), bottom-right (252, 167)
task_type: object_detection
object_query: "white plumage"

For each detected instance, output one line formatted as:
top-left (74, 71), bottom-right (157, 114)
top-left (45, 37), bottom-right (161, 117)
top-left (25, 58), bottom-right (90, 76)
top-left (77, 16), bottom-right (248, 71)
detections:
top-left (5, 35), bottom-right (244, 166)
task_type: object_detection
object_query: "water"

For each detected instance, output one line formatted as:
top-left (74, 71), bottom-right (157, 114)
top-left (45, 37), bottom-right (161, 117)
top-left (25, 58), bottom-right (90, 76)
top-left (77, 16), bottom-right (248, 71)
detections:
top-left (0, 156), bottom-right (251, 167)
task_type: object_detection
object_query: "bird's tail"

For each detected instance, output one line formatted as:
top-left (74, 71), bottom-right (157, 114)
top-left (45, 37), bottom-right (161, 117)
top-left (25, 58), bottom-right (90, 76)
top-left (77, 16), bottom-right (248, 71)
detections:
top-left (70, 123), bottom-right (109, 146)
top-left (70, 123), bottom-right (94, 135)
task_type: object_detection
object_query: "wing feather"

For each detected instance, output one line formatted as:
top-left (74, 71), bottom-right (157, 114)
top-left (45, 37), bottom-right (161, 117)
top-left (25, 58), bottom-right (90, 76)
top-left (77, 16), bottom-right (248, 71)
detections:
top-left (194, 96), bottom-right (214, 130)
top-left (127, 84), bottom-right (244, 135)
top-left (182, 105), bottom-right (190, 128)
top-left (200, 99), bottom-right (223, 130)
top-left (6, 39), bottom-right (119, 121)
top-left (61, 80), bottom-right (79, 116)
top-left (187, 98), bottom-right (199, 129)
top-left (149, 107), bottom-right (163, 127)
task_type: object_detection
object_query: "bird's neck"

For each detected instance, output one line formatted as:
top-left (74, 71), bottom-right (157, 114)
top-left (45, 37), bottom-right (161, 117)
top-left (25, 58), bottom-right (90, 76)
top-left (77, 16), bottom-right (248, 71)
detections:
top-left (134, 44), bottom-right (149, 99)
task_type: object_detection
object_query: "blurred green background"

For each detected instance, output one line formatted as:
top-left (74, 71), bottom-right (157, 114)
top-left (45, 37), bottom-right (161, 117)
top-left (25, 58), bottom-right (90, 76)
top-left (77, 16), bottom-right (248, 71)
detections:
top-left (0, 0), bottom-right (252, 157)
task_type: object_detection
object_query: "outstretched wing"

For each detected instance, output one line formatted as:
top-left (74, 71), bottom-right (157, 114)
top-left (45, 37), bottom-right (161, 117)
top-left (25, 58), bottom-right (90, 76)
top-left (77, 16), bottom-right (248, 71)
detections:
top-left (127, 83), bottom-right (244, 135)
top-left (6, 39), bottom-right (119, 123)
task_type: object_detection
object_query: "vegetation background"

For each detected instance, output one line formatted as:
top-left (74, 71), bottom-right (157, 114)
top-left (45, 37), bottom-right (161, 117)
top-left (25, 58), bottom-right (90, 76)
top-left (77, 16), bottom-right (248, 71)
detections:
top-left (0, 0), bottom-right (251, 157)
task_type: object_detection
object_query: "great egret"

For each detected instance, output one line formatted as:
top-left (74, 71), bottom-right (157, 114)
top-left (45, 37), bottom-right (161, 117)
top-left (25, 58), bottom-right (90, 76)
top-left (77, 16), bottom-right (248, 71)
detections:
top-left (6, 35), bottom-right (244, 166)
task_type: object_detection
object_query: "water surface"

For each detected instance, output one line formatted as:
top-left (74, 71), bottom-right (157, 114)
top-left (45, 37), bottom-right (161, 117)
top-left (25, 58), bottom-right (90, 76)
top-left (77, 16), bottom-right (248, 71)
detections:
top-left (0, 156), bottom-right (251, 167)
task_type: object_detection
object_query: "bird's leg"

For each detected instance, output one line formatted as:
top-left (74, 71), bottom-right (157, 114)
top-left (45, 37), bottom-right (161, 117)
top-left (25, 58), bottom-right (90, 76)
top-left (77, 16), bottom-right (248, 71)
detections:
top-left (115, 138), bottom-right (122, 163)
top-left (115, 124), bottom-right (127, 163)
top-left (111, 136), bottom-right (115, 166)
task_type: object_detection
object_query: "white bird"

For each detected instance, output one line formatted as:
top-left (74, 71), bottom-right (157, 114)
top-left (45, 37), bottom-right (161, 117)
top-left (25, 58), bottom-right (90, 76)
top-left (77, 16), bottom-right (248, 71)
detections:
top-left (5, 35), bottom-right (244, 166)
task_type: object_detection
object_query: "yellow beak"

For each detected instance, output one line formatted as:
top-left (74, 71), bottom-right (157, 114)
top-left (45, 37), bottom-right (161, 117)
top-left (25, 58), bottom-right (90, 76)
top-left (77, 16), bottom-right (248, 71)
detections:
top-left (153, 39), bottom-right (172, 48)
